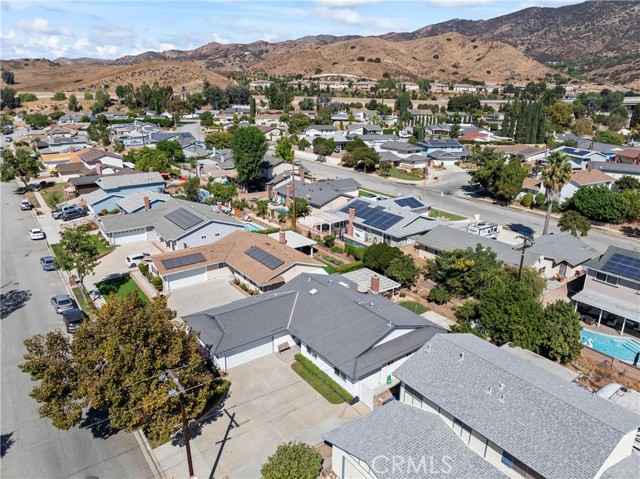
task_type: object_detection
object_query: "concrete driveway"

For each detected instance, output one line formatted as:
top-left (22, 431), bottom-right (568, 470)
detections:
top-left (85, 239), bottom-right (166, 291)
top-left (168, 277), bottom-right (246, 318)
top-left (154, 351), bottom-right (367, 479)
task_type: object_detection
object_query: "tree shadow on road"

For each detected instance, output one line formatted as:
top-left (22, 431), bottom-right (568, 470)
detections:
top-left (0, 289), bottom-right (32, 320)
top-left (80, 407), bottom-right (120, 440)
top-left (506, 223), bottom-right (535, 238)
top-left (620, 226), bottom-right (640, 238)
top-left (1, 432), bottom-right (15, 457)
top-left (170, 395), bottom-right (229, 447)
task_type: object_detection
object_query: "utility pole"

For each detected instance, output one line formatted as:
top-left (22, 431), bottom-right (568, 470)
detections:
top-left (513, 235), bottom-right (534, 281)
top-left (291, 160), bottom-right (296, 230)
top-left (166, 370), bottom-right (195, 479)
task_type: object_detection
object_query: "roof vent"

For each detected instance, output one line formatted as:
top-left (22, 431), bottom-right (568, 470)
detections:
top-left (309, 288), bottom-right (318, 295)
top-left (328, 279), bottom-right (333, 284)
top-left (499, 395), bottom-right (505, 403)
top-left (369, 302), bottom-right (375, 307)
top-left (308, 277), bottom-right (311, 282)
top-left (356, 284), bottom-right (368, 294)
top-left (338, 281), bottom-right (350, 288)
top-left (486, 387), bottom-right (493, 395)
top-left (426, 344), bottom-right (431, 353)
top-left (459, 352), bottom-right (464, 362)
top-left (499, 383), bottom-right (505, 391)
top-left (387, 319), bottom-right (393, 328)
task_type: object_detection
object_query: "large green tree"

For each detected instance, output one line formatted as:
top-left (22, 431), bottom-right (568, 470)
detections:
top-left (1, 87), bottom-right (21, 110)
top-left (546, 101), bottom-right (573, 132)
top-left (571, 185), bottom-right (630, 223)
top-left (288, 197), bottom-right (310, 220)
top-left (363, 243), bottom-right (404, 275)
top-left (261, 441), bottom-right (323, 479)
top-left (541, 151), bottom-right (573, 235)
top-left (206, 182), bottom-right (237, 204)
top-left (156, 139), bottom-right (185, 162)
top-left (183, 177), bottom-right (201, 202)
top-left (67, 94), bottom-right (80, 112)
top-left (343, 146), bottom-right (380, 172)
top-left (539, 301), bottom-right (582, 364)
top-left (231, 126), bottom-right (268, 187)
top-left (495, 157), bottom-right (527, 204)
top-left (203, 83), bottom-right (230, 110)
top-left (54, 225), bottom-right (100, 303)
top-left (386, 253), bottom-right (419, 287)
top-left (558, 210), bottom-right (591, 237)
top-left (447, 93), bottom-right (480, 112)
top-left (1, 148), bottom-right (40, 186)
top-left (287, 114), bottom-right (311, 134)
top-left (166, 97), bottom-right (190, 125)
top-left (312, 137), bottom-right (336, 158)
top-left (205, 131), bottom-right (233, 150)
top-left (468, 148), bottom-right (505, 198)
top-left (129, 147), bottom-right (171, 173)
top-left (24, 112), bottom-right (51, 129)
top-left (19, 294), bottom-right (219, 441)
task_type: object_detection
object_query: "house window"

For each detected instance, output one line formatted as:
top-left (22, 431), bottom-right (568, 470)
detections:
top-left (538, 266), bottom-right (546, 274)
top-left (334, 367), bottom-right (346, 381)
top-left (501, 451), bottom-right (514, 469)
top-left (595, 272), bottom-right (618, 285)
top-left (307, 347), bottom-right (317, 359)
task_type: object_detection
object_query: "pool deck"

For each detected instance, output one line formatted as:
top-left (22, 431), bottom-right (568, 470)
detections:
top-left (582, 320), bottom-right (640, 340)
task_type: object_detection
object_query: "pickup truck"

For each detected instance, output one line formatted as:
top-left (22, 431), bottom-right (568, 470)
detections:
top-left (53, 205), bottom-right (83, 219)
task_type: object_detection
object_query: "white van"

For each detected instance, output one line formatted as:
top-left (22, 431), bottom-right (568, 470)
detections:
top-left (466, 222), bottom-right (499, 239)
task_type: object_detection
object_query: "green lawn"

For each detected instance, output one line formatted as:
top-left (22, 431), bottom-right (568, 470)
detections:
top-left (429, 209), bottom-right (465, 221)
top-left (41, 182), bottom-right (68, 208)
top-left (291, 354), bottom-right (353, 404)
top-left (387, 167), bottom-right (423, 181)
top-left (51, 235), bottom-right (114, 258)
top-left (316, 257), bottom-right (337, 274)
top-left (96, 276), bottom-right (149, 303)
top-left (71, 286), bottom-right (94, 314)
top-left (399, 301), bottom-right (429, 315)
top-left (359, 188), bottom-right (391, 198)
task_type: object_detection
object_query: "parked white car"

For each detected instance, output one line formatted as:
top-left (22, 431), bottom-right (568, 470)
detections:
top-left (125, 252), bottom-right (150, 268)
top-left (29, 228), bottom-right (46, 240)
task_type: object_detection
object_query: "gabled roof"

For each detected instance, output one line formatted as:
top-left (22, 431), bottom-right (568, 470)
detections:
top-left (522, 177), bottom-right (542, 191)
top-left (323, 401), bottom-right (507, 479)
top-left (79, 149), bottom-right (122, 164)
top-left (275, 178), bottom-right (360, 207)
top-left (583, 245), bottom-right (640, 281)
top-left (55, 162), bottom-right (95, 176)
top-left (588, 161), bottom-right (640, 175)
top-left (393, 334), bottom-right (640, 479)
top-left (98, 199), bottom-right (242, 241)
top-left (615, 149), bottom-right (640, 159)
top-left (304, 124), bottom-right (336, 132)
top-left (419, 139), bottom-right (463, 148)
top-left (151, 230), bottom-right (322, 286)
top-left (95, 171), bottom-right (164, 190)
top-left (115, 190), bottom-right (172, 213)
top-left (184, 273), bottom-right (445, 380)
top-left (380, 141), bottom-right (422, 153)
top-left (377, 151), bottom-right (401, 163)
top-left (570, 169), bottom-right (614, 186)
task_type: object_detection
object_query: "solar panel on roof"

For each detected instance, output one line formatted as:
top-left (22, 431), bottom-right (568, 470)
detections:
top-left (161, 252), bottom-right (206, 270)
top-left (364, 211), bottom-right (403, 231)
top-left (165, 207), bottom-right (203, 230)
top-left (602, 253), bottom-right (640, 281)
top-left (395, 197), bottom-right (423, 209)
top-left (245, 246), bottom-right (285, 270)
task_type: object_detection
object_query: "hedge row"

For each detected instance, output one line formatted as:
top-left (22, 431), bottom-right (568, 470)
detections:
top-left (294, 353), bottom-right (353, 403)
top-left (334, 261), bottom-right (363, 274)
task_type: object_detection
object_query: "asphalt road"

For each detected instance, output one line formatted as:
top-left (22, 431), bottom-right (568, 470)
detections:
top-left (0, 181), bottom-right (153, 479)
top-left (295, 154), bottom-right (640, 253)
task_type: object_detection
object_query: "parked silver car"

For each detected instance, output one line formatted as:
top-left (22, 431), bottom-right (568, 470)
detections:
top-left (51, 294), bottom-right (76, 314)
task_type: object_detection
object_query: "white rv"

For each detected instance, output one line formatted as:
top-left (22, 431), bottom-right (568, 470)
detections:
top-left (466, 221), bottom-right (499, 239)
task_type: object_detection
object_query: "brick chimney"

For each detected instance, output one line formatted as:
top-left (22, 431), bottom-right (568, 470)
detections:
top-left (217, 201), bottom-right (223, 213)
top-left (143, 196), bottom-right (151, 210)
top-left (300, 168), bottom-right (305, 183)
top-left (370, 274), bottom-right (380, 293)
top-left (347, 207), bottom-right (355, 236)
top-left (95, 163), bottom-right (102, 175)
top-left (279, 229), bottom-right (286, 244)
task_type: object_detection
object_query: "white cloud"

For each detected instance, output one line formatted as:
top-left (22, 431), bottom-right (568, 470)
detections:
top-left (95, 45), bottom-right (119, 57)
top-left (16, 17), bottom-right (72, 36)
top-left (73, 38), bottom-right (91, 52)
top-left (89, 24), bottom-right (133, 45)
top-left (211, 32), bottom-right (231, 44)
top-left (160, 43), bottom-right (176, 51)
top-left (259, 32), bottom-right (279, 42)
top-left (314, 6), bottom-right (364, 25)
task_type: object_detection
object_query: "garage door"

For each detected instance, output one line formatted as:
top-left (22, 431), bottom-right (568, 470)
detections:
top-left (166, 267), bottom-right (207, 291)
top-left (225, 339), bottom-right (273, 369)
top-left (112, 228), bottom-right (147, 245)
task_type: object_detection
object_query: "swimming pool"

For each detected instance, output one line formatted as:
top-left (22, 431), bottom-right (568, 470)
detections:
top-left (244, 223), bottom-right (263, 232)
top-left (275, 208), bottom-right (288, 215)
top-left (580, 329), bottom-right (640, 363)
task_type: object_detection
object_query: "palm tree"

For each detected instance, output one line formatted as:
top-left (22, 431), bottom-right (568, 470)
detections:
top-left (541, 151), bottom-right (573, 235)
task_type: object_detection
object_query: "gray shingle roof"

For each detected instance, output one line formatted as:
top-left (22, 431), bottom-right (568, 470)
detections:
top-left (380, 141), bottom-right (423, 153)
top-left (304, 125), bottom-right (336, 132)
top-left (589, 161), bottom-right (640, 175)
top-left (600, 453), bottom-right (640, 479)
top-left (393, 334), bottom-right (640, 479)
top-left (115, 190), bottom-right (172, 213)
top-left (323, 400), bottom-right (508, 479)
top-left (275, 178), bottom-right (360, 207)
top-left (419, 139), bottom-right (462, 148)
top-left (96, 171), bottom-right (164, 191)
top-left (529, 233), bottom-right (601, 267)
top-left (583, 245), bottom-right (640, 281)
top-left (183, 273), bottom-right (445, 380)
top-left (98, 199), bottom-right (242, 240)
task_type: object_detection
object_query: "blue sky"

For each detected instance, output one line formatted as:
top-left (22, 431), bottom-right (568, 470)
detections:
top-left (0, 0), bottom-right (583, 59)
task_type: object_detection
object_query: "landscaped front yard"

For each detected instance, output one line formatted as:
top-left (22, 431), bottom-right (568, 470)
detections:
top-left (399, 300), bottom-right (429, 315)
top-left (96, 275), bottom-right (149, 303)
top-left (428, 208), bottom-right (465, 221)
top-left (51, 234), bottom-right (114, 257)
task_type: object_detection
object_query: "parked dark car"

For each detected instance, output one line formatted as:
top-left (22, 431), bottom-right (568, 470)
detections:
top-left (62, 308), bottom-right (88, 333)
top-left (61, 208), bottom-right (87, 221)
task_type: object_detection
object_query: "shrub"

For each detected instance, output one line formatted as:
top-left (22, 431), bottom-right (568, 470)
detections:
top-left (261, 441), bottom-right (323, 479)
top-left (100, 208), bottom-right (109, 216)
top-left (323, 255), bottom-right (343, 266)
top-left (535, 192), bottom-right (545, 208)
top-left (433, 54), bottom-right (439, 59)
top-left (520, 192), bottom-right (534, 208)
top-left (357, 56), bottom-right (365, 61)
top-left (399, 292), bottom-right (406, 298)
top-left (427, 285), bottom-right (451, 304)
top-left (294, 354), bottom-right (353, 402)
top-left (138, 263), bottom-right (149, 276)
top-left (151, 276), bottom-right (163, 291)
top-left (323, 234), bottom-right (336, 248)
top-left (345, 244), bottom-right (366, 261)
top-left (330, 246), bottom-right (343, 254)
top-left (334, 261), bottom-right (363, 274)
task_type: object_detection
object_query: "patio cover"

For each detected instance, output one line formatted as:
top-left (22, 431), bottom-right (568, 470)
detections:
top-left (572, 290), bottom-right (640, 323)
top-left (300, 211), bottom-right (345, 228)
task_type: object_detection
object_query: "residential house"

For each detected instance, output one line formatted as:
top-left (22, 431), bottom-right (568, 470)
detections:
top-left (114, 190), bottom-right (172, 214)
top-left (55, 162), bottom-right (95, 181)
top-left (331, 197), bottom-right (438, 247)
top-left (560, 169), bottom-right (615, 200)
top-left (353, 81), bottom-right (376, 91)
top-left (303, 125), bottom-right (337, 138)
top-left (430, 82), bottom-right (449, 93)
top-left (346, 124), bottom-right (382, 137)
top-left (266, 230), bottom-right (317, 257)
top-left (399, 82), bottom-right (419, 91)
top-left (110, 121), bottom-right (162, 147)
top-left (453, 83), bottom-right (484, 93)
top-left (521, 177), bottom-right (542, 196)
top-left (331, 112), bottom-right (349, 123)
top-left (413, 225), bottom-right (600, 280)
top-left (549, 146), bottom-right (608, 170)
top-left (614, 149), bottom-right (640, 165)
top-left (39, 147), bottom-right (92, 171)
top-left (419, 138), bottom-right (464, 155)
top-left (275, 177), bottom-right (360, 211)
top-left (255, 125), bottom-right (283, 140)
top-left (424, 124), bottom-right (452, 136)
top-left (427, 148), bottom-right (473, 164)
top-left (97, 198), bottom-right (244, 249)
top-left (378, 141), bottom-right (422, 157)
top-left (39, 133), bottom-right (90, 154)
top-left (356, 134), bottom-right (398, 149)
top-left (183, 273), bottom-right (445, 408)
top-left (149, 230), bottom-right (325, 292)
top-left (341, 267), bottom-right (400, 295)
top-left (83, 171), bottom-right (165, 214)
top-left (553, 133), bottom-right (624, 158)
top-left (572, 246), bottom-right (640, 334)
top-left (493, 144), bottom-right (547, 162)
top-left (78, 148), bottom-right (124, 174)
top-left (588, 161), bottom-right (640, 180)
top-left (248, 80), bottom-right (272, 89)
top-left (58, 113), bottom-right (95, 124)
top-left (324, 333), bottom-right (640, 479)
top-left (253, 114), bottom-right (282, 126)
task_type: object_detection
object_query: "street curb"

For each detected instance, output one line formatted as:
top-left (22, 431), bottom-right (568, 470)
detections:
top-left (135, 429), bottom-right (167, 479)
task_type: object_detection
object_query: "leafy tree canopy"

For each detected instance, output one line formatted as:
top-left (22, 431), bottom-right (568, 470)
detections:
top-left (156, 139), bottom-right (185, 162)
top-left (594, 130), bottom-right (625, 146)
top-left (1, 147), bottom-right (40, 186)
top-left (558, 210), bottom-right (591, 237)
top-left (539, 300), bottom-right (582, 364)
top-left (54, 225), bottom-right (100, 302)
top-left (447, 93), bottom-right (480, 113)
top-left (205, 131), bottom-right (233, 150)
top-left (128, 147), bottom-right (172, 173)
top-left (231, 126), bottom-right (268, 185)
top-left (570, 185), bottom-right (629, 223)
top-left (363, 243), bottom-right (404, 275)
top-left (261, 441), bottom-right (323, 479)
